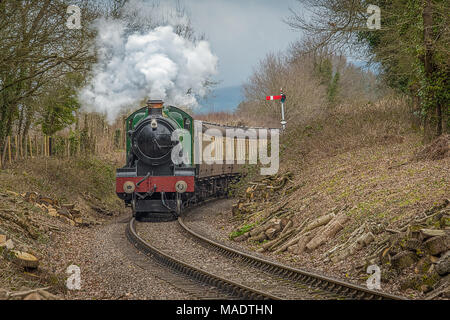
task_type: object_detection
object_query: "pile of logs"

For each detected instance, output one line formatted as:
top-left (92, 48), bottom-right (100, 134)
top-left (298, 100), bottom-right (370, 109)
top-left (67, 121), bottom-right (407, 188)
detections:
top-left (22, 192), bottom-right (85, 226)
top-left (233, 206), bottom-right (353, 255)
top-left (324, 221), bottom-right (376, 263)
top-left (232, 172), bottom-right (296, 217)
top-left (354, 200), bottom-right (449, 297)
top-left (0, 191), bottom-right (88, 273)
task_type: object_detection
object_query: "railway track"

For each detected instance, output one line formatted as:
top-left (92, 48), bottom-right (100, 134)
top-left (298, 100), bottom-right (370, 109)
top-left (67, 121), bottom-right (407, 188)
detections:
top-left (178, 214), bottom-right (405, 300)
top-left (126, 218), bottom-right (281, 300)
top-left (126, 201), bottom-right (405, 300)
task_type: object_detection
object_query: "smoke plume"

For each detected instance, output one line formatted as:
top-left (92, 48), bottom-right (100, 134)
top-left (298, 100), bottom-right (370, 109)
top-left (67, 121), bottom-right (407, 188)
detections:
top-left (79, 17), bottom-right (218, 122)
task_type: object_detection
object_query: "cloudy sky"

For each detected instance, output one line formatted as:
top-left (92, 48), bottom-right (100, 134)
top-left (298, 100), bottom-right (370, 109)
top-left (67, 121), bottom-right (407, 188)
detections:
top-left (184, 0), bottom-right (301, 89)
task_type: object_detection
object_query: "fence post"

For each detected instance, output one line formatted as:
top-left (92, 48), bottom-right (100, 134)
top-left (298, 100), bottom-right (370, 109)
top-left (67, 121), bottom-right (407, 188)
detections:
top-left (24, 135), bottom-right (28, 159)
top-left (20, 136), bottom-right (23, 159)
top-left (29, 135), bottom-right (33, 158)
top-left (48, 136), bottom-right (52, 157)
top-left (1, 139), bottom-right (5, 169)
top-left (77, 133), bottom-right (81, 157)
top-left (15, 135), bottom-right (18, 161)
top-left (8, 136), bottom-right (12, 164)
top-left (34, 136), bottom-right (38, 158)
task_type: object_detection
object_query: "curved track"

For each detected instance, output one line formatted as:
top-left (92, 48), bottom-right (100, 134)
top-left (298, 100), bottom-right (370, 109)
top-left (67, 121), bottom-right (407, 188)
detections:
top-left (126, 218), bottom-right (281, 300)
top-left (178, 214), bottom-right (405, 300)
top-left (126, 209), bottom-right (405, 300)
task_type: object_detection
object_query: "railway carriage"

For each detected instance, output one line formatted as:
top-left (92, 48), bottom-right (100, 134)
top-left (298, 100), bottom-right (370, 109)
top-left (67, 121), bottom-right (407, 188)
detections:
top-left (116, 100), bottom-right (266, 221)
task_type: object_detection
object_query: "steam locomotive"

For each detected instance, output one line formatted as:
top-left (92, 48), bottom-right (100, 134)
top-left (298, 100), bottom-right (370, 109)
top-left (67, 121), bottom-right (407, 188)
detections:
top-left (116, 100), bottom-right (266, 221)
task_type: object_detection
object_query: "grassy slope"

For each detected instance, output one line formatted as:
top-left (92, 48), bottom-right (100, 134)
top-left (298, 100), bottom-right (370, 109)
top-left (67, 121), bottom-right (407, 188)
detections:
top-left (0, 156), bottom-right (123, 212)
top-left (0, 155), bottom-right (126, 294)
top-left (283, 134), bottom-right (448, 229)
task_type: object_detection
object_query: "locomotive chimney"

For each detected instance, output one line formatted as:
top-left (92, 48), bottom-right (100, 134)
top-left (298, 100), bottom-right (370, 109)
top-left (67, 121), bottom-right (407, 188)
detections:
top-left (147, 99), bottom-right (164, 115)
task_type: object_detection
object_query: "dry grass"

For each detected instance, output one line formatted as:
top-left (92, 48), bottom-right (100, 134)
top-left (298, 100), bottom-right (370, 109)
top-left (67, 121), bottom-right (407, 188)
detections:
top-left (282, 134), bottom-right (448, 227)
top-left (0, 155), bottom-right (124, 212)
top-left (280, 96), bottom-right (416, 169)
top-left (0, 154), bottom-right (126, 294)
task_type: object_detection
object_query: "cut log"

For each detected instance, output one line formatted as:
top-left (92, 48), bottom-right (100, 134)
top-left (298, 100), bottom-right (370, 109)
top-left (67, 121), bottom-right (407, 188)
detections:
top-left (61, 204), bottom-right (75, 210)
top-left (424, 236), bottom-right (449, 255)
top-left (249, 224), bottom-right (267, 237)
top-left (430, 255), bottom-right (439, 263)
top-left (262, 228), bottom-right (296, 251)
top-left (274, 231), bottom-right (306, 254)
top-left (435, 251), bottom-right (450, 276)
top-left (420, 229), bottom-right (446, 239)
top-left (57, 207), bottom-right (73, 219)
top-left (233, 233), bottom-right (249, 242)
top-left (280, 220), bottom-right (293, 236)
top-left (23, 292), bottom-right (42, 300)
top-left (69, 209), bottom-right (81, 217)
top-left (24, 192), bottom-right (38, 203)
top-left (356, 232), bottom-right (375, 247)
top-left (295, 233), bottom-right (315, 255)
top-left (248, 232), bottom-right (267, 243)
top-left (46, 207), bottom-right (58, 217)
top-left (6, 191), bottom-right (19, 197)
top-left (415, 256), bottom-right (432, 274)
top-left (265, 228), bottom-right (278, 240)
top-left (9, 287), bottom-right (50, 298)
top-left (249, 218), bottom-right (281, 237)
top-left (391, 251), bottom-right (418, 270)
top-left (10, 251), bottom-right (39, 269)
top-left (306, 213), bottom-right (349, 252)
top-left (304, 213), bottom-right (335, 232)
top-left (380, 245), bottom-right (391, 264)
top-left (405, 238), bottom-right (422, 251)
top-left (37, 197), bottom-right (57, 206)
top-left (5, 239), bottom-right (14, 250)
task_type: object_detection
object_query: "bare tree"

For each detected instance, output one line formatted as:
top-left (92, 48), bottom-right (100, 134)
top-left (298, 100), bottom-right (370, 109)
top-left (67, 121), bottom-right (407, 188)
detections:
top-left (285, 0), bottom-right (449, 141)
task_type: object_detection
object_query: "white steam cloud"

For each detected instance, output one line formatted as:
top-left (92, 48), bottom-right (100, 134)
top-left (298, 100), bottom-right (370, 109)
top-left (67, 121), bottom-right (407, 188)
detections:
top-left (79, 18), bottom-right (218, 122)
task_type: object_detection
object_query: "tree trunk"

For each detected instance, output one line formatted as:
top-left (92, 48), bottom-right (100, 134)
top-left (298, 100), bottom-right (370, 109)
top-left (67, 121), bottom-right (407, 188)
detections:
top-left (422, 0), bottom-right (441, 142)
top-left (21, 105), bottom-right (33, 147)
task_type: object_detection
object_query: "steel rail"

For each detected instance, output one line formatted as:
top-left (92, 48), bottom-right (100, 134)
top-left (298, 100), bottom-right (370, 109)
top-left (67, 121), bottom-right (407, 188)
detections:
top-left (178, 215), bottom-right (405, 300)
top-left (126, 217), bottom-right (282, 300)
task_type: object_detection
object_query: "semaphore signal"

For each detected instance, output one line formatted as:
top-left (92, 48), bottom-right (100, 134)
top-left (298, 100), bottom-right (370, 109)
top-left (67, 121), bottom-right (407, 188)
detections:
top-left (266, 89), bottom-right (287, 131)
top-left (266, 95), bottom-right (283, 101)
